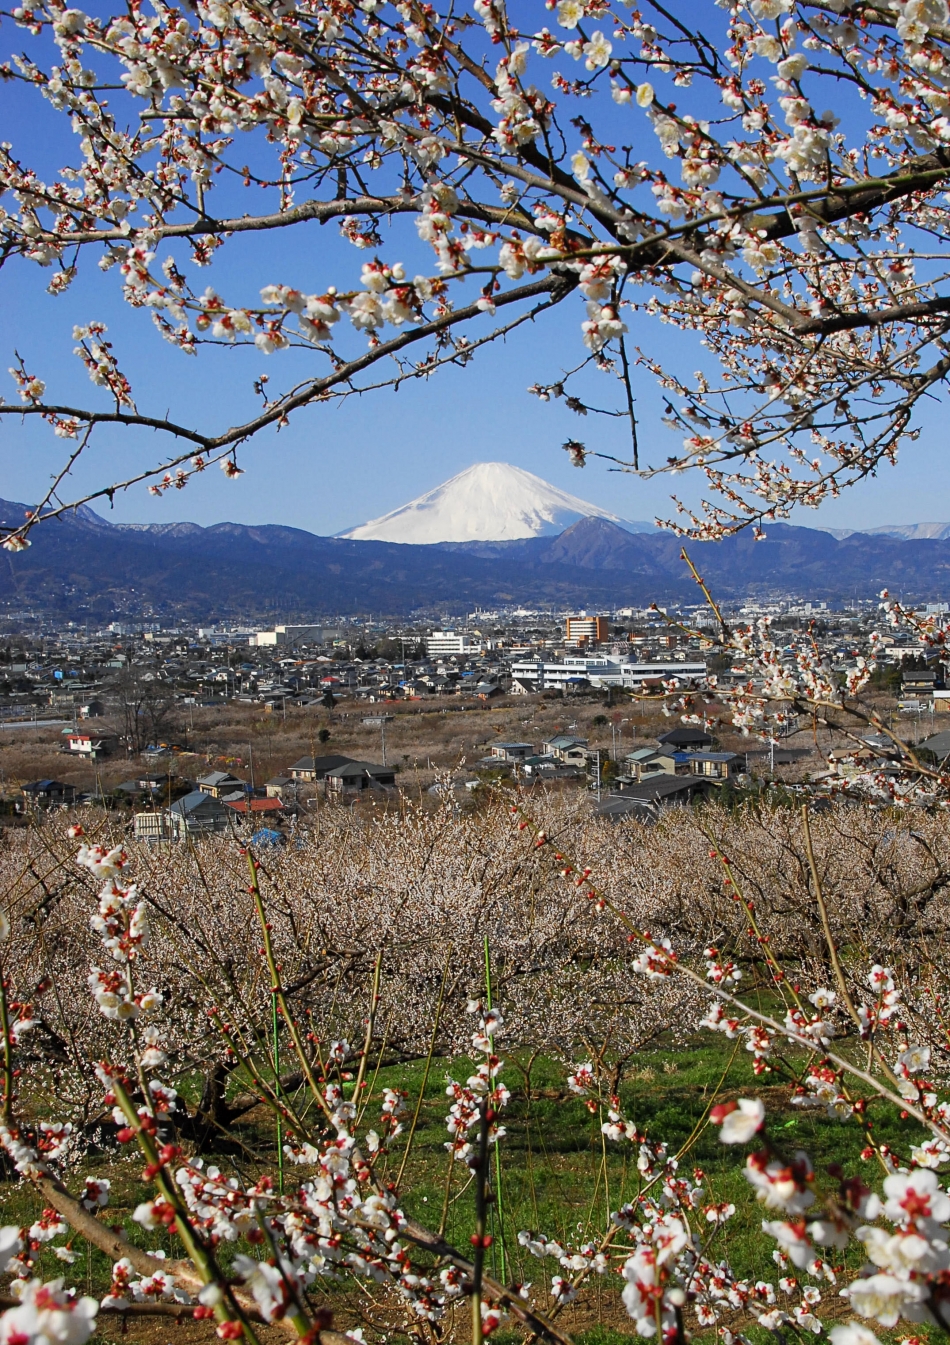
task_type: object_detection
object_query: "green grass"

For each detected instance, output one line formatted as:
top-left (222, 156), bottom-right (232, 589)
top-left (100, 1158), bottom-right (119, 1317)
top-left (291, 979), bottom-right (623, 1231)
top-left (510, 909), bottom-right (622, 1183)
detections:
top-left (0, 1029), bottom-right (935, 1341)
top-left (374, 1037), bottom-right (913, 1292)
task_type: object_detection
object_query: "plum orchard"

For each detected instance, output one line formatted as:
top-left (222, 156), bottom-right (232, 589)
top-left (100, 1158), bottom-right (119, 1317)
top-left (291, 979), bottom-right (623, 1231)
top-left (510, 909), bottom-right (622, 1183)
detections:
top-left (5, 0), bottom-right (950, 540)
top-left (3, 797), bottom-right (950, 1344)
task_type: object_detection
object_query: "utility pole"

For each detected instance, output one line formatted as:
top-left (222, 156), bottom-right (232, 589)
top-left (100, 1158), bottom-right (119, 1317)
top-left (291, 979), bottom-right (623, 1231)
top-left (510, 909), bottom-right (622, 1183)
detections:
top-left (381, 717), bottom-right (387, 767)
top-left (594, 749), bottom-right (601, 802)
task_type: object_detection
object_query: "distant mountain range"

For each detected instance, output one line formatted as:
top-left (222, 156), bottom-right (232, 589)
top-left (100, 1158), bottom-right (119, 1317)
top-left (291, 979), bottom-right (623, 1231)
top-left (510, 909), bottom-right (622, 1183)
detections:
top-left (820, 522), bottom-right (950, 541)
top-left (5, 496), bottom-right (950, 621)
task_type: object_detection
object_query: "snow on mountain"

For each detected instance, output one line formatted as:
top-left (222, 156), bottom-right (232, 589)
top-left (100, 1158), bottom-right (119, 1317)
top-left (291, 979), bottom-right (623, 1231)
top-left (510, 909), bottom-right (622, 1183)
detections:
top-left (819, 522), bottom-right (950, 541)
top-left (865, 522), bottom-right (950, 540)
top-left (340, 462), bottom-right (651, 543)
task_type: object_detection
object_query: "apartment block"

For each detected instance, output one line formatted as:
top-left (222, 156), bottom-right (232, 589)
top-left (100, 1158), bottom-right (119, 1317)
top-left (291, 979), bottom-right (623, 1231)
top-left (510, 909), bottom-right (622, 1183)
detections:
top-left (566, 615), bottom-right (609, 647)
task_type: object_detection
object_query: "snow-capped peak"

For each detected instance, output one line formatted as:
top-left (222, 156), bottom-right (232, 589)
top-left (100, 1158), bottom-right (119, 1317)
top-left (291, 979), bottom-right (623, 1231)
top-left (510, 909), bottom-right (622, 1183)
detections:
top-left (819, 522), bottom-right (950, 541)
top-left (340, 462), bottom-right (644, 543)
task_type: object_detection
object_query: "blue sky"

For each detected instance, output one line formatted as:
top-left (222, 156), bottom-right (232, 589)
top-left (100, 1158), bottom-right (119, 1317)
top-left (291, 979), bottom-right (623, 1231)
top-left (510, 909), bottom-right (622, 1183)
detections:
top-left (5, 225), bottom-right (944, 536)
top-left (1, 20), bottom-right (948, 536)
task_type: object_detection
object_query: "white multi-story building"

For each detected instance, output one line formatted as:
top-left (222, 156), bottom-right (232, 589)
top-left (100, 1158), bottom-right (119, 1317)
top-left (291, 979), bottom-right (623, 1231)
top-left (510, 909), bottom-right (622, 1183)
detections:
top-left (426, 630), bottom-right (478, 658)
top-left (510, 656), bottom-right (707, 690)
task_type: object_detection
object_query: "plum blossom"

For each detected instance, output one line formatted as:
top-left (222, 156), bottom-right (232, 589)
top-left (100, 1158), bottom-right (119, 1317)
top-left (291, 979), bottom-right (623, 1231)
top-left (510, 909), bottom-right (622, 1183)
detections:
top-left (762, 1219), bottom-right (813, 1268)
top-left (0, 1228), bottom-right (23, 1275)
top-left (829, 1327), bottom-right (881, 1345)
top-left (556, 0), bottom-right (583, 28)
top-left (843, 1273), bottom-right (928, 1327)
top-left (583, 33), bottom-right (611, 70)
top-left (714, 1098), bottom-right (765, 1144)
top-left (898, 1045), bottom-right (931, 1074)
top-left (0, 1279), bottom-right (97, 1345)
top-left (745, 1149), bottom-right (815, 1213)
top-left (232, 1256), bottom-right (298, 1322)
top-left (882, 1169), bottom-right (950, 1226)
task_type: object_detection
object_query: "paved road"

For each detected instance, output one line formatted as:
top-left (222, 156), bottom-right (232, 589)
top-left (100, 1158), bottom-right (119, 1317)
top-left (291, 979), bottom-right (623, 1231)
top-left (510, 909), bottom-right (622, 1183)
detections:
top-left (0, 719), bottom-right (70, 729)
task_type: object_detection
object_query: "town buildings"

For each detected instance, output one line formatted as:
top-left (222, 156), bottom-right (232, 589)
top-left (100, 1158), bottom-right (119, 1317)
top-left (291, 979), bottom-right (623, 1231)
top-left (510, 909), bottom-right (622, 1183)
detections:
top-left (7, 591), bottom-right (950, 825)
top-left (425, 631), bottom-right (479, 657)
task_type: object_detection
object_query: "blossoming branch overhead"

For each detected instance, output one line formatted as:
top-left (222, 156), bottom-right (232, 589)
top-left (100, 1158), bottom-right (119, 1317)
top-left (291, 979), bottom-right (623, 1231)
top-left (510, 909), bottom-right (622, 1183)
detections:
top-left (2, 0), bottom-right (950, 546)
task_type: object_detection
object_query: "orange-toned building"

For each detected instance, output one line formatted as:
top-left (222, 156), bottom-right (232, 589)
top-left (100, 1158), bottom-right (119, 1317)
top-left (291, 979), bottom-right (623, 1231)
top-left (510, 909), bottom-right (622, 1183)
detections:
top-left (565, 615), bottom-right (609, 647)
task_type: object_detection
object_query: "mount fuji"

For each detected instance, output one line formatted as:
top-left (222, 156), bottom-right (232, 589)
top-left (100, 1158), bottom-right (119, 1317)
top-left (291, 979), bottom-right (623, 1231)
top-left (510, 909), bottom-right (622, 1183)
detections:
top-left (340, 462), bottom-right (652, 544)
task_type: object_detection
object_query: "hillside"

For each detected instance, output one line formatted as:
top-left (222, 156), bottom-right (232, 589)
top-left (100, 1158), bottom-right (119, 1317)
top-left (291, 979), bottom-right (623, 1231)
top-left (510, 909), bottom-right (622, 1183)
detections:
top-left (2, 503), bottom-right (950, 620)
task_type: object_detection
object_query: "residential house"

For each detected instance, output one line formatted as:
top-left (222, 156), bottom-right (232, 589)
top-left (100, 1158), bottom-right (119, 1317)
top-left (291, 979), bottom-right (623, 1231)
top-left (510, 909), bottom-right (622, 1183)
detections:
top-left (605, 774), bottom-right (715, 809)
top-left (675, 751), bottom-right (742, 780)
top-left (19, 780), bottom-right (77, 810)
top-left (490, 742), bottom-right (534, 763)
top-left (521, 754), bottom-right (583, 780)
top-left (399, 678), bottom-right (432, 699)
top-left (196, 771), bottom-right (245, 798)
top-left (543, 735), bottom-right (590, 766)
top-left (64, 731), bottom-right (116, 759)
top-left (902, 668), bottom-right (944, 697)
top-left (594, 796), bottom-right (657, 823)
top-left (265, 775), bottom-right (293, 799)
top-left (656, 727), bottom-right (713, 750)
top-left (114, 773), bottom-right (170, 800)
top-left (288, 754), bottom-right (356, 783)
top-left (167, 790), bottom-right (233, 837)
top-left (622, 748), bottom-right (677, 782)
top-left (521, 754), bottom-right (556, 776)
top-left (325, 762), bottom-right (397, 795)
top-left (825, 745), bottom-right (899, 779)
top-left (224, 798), bottom-right (286, 818)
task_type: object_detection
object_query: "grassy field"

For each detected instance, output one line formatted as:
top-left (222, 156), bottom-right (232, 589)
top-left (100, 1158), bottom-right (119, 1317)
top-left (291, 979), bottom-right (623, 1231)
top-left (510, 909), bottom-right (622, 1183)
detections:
top-left (1, 1024), bottom-right (927, 1345)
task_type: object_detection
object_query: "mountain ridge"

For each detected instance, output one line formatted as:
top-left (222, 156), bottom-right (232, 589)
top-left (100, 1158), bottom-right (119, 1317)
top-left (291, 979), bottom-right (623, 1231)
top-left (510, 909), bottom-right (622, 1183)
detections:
top-left (821, 522), bottom-right (950, 541)
top-left (5, 499), bottom-right (950, 621)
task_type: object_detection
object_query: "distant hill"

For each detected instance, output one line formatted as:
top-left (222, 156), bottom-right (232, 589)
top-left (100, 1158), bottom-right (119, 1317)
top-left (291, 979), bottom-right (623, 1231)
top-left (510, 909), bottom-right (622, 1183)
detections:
top-left (3, 502), bottom-right (950, 621)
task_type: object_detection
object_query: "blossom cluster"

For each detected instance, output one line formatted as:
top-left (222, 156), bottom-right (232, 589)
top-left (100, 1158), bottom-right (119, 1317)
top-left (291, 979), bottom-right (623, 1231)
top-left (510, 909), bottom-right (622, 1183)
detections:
top-left (445, 1003), bottom-right (509, 1161)
top-left (6, 0), bottom-right (950, 541)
